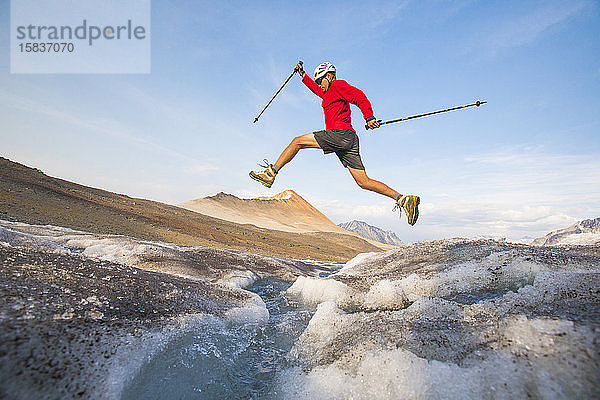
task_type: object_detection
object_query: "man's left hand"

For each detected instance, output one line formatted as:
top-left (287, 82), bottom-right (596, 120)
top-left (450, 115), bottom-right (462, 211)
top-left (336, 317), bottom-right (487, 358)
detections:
top-left (294, 62), bottom-right (305, 77)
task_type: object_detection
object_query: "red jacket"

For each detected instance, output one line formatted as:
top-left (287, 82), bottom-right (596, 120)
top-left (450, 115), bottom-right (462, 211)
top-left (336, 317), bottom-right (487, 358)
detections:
top-left (302, 74), bottom-right (374, 132)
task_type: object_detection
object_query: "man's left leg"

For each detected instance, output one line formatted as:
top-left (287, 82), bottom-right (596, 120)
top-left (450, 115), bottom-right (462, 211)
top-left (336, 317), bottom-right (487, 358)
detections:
top-left (347, 167), bottom-right (398, 199)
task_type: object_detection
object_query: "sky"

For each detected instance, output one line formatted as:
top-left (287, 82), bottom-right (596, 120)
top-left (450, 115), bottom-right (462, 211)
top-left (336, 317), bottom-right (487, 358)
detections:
top-left (1, 0), bottom-right (599, 243)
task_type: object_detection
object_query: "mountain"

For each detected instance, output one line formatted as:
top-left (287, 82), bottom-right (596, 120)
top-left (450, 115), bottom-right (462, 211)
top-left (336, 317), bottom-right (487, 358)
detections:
top-left (179, 191), bottom-right (394, 250)
top-left (338, 220), bottom-right (403, 246)
top-left (0, 157), bottom-right (383, 261)
top-left (532, 217), bottom-right (600, 246)
top-left (180, 190), bottom-right (344, 234)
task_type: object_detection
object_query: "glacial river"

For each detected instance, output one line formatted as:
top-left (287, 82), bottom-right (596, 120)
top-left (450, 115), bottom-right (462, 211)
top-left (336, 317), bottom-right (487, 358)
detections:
top-left (121, 279), bottom-right (313, 399)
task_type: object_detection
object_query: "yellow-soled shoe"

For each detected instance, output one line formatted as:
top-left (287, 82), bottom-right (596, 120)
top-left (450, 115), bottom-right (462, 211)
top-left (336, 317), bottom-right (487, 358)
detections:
top-left (249, 163), bottom-right (277, 188)
top-left (396, 195), bottom-right (420, 226)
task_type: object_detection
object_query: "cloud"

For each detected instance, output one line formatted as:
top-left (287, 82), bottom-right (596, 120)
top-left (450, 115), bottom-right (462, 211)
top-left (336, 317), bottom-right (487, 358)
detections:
top-left (422, 199), bottom-right (578, 230)
top-left (488, 1), bottom-right (590, 50)
top-left (310, 146), bottom-right (599, 241)
top-left (184, 164), bottom-right (218, 175)
top-left (462, 147), bottom-right (600, 198)
top-left (310, 197), bottom-right (393, 223)
top-left (420, 147), bottom-right (599, 237)
top-left (0, 88), bottom-right (205, 165)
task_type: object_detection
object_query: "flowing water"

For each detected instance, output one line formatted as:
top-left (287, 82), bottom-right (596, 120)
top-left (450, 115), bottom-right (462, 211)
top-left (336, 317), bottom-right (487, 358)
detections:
top-left (120, 279), bottom-right (313, 400)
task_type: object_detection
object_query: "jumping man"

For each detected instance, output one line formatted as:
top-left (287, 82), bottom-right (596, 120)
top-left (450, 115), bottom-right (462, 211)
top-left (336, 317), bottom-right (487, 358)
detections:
top-left (250, 62), bottom-right (420, 225)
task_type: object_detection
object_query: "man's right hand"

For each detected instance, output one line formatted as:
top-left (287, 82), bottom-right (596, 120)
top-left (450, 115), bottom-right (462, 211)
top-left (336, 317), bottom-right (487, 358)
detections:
top-left (366, 118), bottom-right (381, 130)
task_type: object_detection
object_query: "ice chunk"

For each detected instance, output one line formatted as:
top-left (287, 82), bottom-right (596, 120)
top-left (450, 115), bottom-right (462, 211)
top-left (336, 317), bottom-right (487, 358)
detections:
top-left (280, 242), bottom-right (600, 399)
top-left (224, 292), bottom-right (269, 325)
top-left (280, 308), bottom-right (599, 399)
top-left (0, 224), bottom-right (67, 252)
top-left (286, 276), bottom-right (361, 308)
top-left (217, 270), bottom-right (259, 289)
top-left (339, 250), bottom-right (386, 275)
top-left (276, 349), bottom-right (531, 400)
top-left (364, 279), bottom-right (409, 309)
top-left (288, 251), bottom-right (543, 312)
top-left (399, 252), bottom-right (540, 299)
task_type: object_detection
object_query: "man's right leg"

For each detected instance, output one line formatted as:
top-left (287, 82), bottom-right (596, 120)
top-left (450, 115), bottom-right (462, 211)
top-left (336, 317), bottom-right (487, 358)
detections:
top-left (250, 133), bottom-right (321, 188)
top-left (274, 133), bottom-right (321, 170)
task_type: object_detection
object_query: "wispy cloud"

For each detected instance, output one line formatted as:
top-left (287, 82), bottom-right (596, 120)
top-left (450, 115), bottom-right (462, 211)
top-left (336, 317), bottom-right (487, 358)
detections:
top-left (184, 164), bottom-right (218, 175)
top-left (0, 88), bottom-right (207, 166)
top-left (311, 146), bottom-right (599, 241)
top-left (488, 1), bottom-right (590, 51)
top-left (462, 147), bottom-right (600, 198)
top-left (426, 147), bottom-right (599, 237)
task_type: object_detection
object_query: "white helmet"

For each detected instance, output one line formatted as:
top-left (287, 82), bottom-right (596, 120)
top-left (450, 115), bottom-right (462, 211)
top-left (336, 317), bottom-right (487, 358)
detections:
top-left (314, 62), bottom-right (336, 81)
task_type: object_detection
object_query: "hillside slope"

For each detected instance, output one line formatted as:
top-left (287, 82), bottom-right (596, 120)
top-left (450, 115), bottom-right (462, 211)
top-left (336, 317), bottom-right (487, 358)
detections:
top-left (0, 157), bottom-right (382, 261)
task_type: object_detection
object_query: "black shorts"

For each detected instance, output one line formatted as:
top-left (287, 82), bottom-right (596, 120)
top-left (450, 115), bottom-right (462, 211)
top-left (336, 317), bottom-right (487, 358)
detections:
top-left (313, 129), bottom-right (365, 170)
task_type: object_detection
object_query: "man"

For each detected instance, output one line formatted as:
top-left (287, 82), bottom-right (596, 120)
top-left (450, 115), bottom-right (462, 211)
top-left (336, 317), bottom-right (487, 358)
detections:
top-left (250, 61), bottom-right (419, 225)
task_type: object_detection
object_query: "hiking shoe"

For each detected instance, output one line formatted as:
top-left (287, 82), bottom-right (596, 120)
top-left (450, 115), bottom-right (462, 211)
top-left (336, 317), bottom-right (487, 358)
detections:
top-left (395, 195), bottom-right (420, 226)
top-left (249, 160), bottom-right (277, 188)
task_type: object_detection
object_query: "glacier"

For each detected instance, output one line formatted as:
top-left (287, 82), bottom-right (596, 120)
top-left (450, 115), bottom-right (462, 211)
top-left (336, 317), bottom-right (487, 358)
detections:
top-left (281, 240), bottom-right (600, 399)
top-left (1, 220), bottom-right (599, 399)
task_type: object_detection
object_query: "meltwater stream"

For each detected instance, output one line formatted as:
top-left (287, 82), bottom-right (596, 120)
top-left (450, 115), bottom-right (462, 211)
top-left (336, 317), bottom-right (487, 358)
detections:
top-left (120, 279), bottom-right (313, 400)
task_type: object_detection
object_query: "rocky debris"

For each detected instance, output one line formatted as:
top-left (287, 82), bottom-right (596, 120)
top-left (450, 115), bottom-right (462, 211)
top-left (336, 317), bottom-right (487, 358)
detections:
top-left (338, 220), bottom-right (403, 246)
top-left (0, 244), bottom-right (248, 399)
top-left (532, 217), bottom-right (600, 246)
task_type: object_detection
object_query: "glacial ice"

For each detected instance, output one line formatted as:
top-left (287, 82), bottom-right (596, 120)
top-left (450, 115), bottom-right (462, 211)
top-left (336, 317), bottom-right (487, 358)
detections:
top-left (0, 219), bottom-right (313, 283)
top-left (280, 239), bottom-right (600, 399)
top-left (551, 232), bottom-right (600, 246)
top-left (0, 219), bottom-right (309, 330)
top-left (2, 220), bottom-right (599, 399)
top-left (288, 250), bottom-right (543, 310)
top-left (0, 220), bottom-right (318, 399)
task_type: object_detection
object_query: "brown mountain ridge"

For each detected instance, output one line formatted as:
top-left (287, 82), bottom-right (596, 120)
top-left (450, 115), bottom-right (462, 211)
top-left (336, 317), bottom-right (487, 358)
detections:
top-left (180, 190), bottom-right (395, 250)
top-left (0, 157), bottom-right (382, 261)
top-left (181, 189), bottom-right (352, 234)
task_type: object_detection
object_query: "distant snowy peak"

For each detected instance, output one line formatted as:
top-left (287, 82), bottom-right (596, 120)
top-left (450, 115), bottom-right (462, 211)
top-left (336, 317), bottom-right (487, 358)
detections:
top-left (532, 217), bottom-right (600, 246)
top-left (338, 220), bottom-right (403, 246)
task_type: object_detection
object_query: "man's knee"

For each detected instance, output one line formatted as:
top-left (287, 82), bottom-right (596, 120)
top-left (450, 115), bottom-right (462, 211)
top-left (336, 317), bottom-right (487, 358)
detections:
top-left (291, 134), bottom-right (318, 149)
top-left (354, 175), bottom-right (372, 190)
top-left (290, 135), bottom-right (306, 148)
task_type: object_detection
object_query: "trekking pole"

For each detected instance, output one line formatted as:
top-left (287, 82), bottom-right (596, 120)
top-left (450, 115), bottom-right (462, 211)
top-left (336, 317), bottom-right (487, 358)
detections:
top-left (366, 100), bottom-right (487, 130)
top-left (253, 61), bottom-right (303, 123)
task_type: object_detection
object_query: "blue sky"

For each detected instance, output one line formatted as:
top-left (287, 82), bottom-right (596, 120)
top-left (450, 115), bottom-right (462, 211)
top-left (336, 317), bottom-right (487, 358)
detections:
top-left (1, 0), bottom-right (599, 242)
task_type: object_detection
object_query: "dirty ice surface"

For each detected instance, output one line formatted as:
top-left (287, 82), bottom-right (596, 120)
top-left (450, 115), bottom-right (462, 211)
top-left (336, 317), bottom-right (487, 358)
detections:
top-left (283, 239), bottom-right (600, 399)
top-left (1, 220), bottom-right (599, 399)
top-left (0, 220), bottom-right (324, 399)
